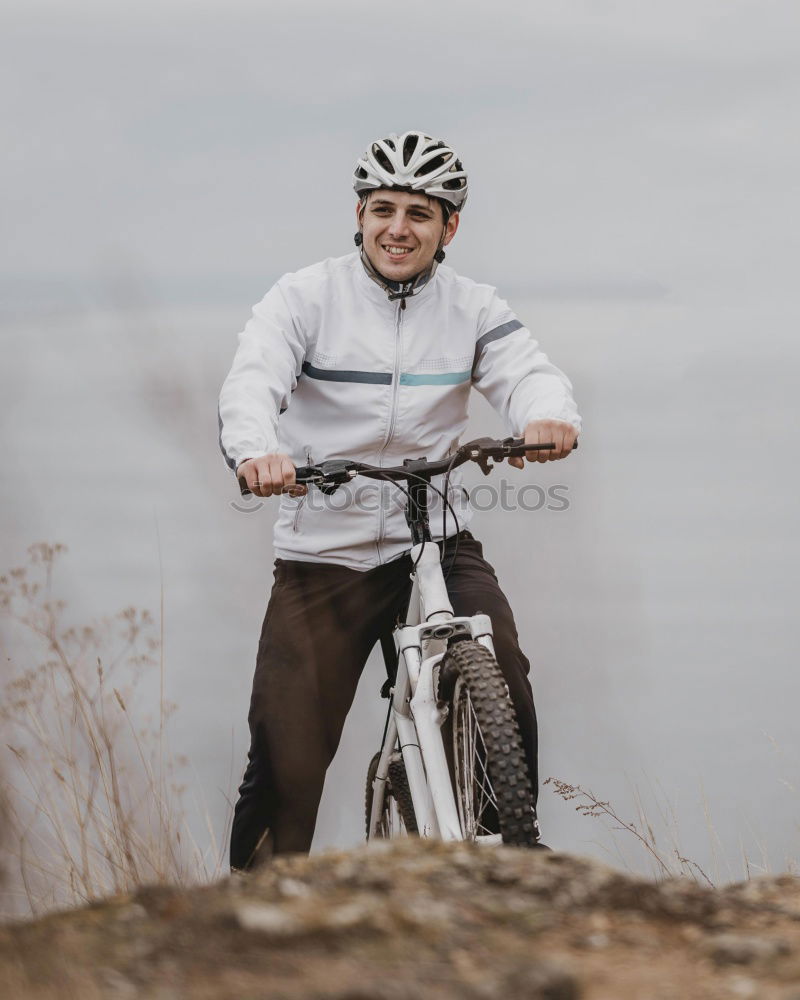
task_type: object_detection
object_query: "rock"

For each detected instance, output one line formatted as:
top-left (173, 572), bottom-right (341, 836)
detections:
top-left (461, 960), bottom-right (581, 1000)
top-left (317, 896), bottom-right (383, 931)
top-left (234, 901), bottom-right (304, 937)
top-left (98, 967), bottom-right (138, 999)
top-left (114, 903), bottom-right (148, 923)
top-left (277, 876), bottom-right (312, 898)
top-left (705, 932), bottom-right (792, 965)
top-left (726, 976), bottom-right (758, 998)
top-left (582, 932), bottom-right (610, 950)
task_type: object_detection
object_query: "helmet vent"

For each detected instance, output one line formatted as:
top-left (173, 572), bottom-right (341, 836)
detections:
top-left (372, 143), bottom-right (394, 174)
top-left (402, 133), bottom-right (419, 166)
top-left (416, 150), bottom-right (452, 177)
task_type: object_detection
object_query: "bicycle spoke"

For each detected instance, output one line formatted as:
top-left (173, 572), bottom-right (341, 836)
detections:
top-left (454, 679), bottom-right (500, 839)
top-left (467, 698), bottom-right (497, 833)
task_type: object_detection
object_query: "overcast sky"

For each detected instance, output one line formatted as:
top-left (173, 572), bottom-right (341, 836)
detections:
top-left (2, 0), bottom-right (799, 886)
top-left (4, 0), bottom-right (799, 309)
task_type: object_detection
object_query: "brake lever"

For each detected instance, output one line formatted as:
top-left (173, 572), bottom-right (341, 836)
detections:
top-left (471, 438), bottom-right (557, 475)
top-left (299, 459), bottom-right (360, 495)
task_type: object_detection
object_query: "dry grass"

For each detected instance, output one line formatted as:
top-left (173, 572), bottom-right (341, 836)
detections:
top-left (0, 543), bottom-right (224, 918)
top-left (546, 777), bottom-right (716, 886)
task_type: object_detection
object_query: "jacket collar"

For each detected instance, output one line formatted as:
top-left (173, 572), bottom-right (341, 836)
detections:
top-left (357, 248), bottom-right (439, 307)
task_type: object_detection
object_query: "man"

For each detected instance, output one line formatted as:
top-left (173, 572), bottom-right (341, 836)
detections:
top-left (219, 131), bottom-right (580, 868)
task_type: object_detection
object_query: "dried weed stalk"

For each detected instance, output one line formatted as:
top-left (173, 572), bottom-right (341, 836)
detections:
top-left (545, 777), bottom-right (714, 887)
top-left (0, 543), bottom-right (217, 917)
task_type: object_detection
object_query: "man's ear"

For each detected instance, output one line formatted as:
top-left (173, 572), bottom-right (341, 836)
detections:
top-left (443, 211), bottom-right (460, 246)
top-left (354, 200), bottom-right (365, 247)
top-left (355, 197), bottom-right (366, 228)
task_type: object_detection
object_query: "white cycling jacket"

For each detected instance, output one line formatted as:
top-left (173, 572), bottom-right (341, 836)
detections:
top-left (219, 252), bottom-right (581, 570)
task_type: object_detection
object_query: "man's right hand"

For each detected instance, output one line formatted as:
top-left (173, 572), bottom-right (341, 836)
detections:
top-left (236, 454), bottom-right (307, 498)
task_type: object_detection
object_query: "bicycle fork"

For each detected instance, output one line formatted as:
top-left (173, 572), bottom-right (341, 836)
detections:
top-left (367, 542), bottom-right (499, 843)
top-left (368, 624), bottom-right (498, 843)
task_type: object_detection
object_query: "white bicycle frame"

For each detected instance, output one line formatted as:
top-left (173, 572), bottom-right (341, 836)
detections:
top-left (367, 540), bottom-right (501, 844)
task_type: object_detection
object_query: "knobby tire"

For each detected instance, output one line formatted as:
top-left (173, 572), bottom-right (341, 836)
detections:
top-left (439, 639), bottom-right (538, 847)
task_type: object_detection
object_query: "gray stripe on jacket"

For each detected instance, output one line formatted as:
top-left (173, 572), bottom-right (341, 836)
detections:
top-left (473, 319), bottom-right (524, 370)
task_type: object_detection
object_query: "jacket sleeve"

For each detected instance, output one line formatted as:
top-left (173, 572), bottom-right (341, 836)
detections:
top-left (472, 293), bottom-right (581, 434)
top-left (218, 281), bottom-right (308, 473)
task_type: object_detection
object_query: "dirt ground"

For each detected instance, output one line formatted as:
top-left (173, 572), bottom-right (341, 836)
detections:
top-left (2, 839), bottom-right (800, 999)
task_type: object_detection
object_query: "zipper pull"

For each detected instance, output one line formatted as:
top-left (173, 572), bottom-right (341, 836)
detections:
top-left (400, 297), bottom-right (406, 311)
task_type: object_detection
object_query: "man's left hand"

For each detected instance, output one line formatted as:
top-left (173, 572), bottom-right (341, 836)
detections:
top-left (508, 419), bottom-right (579, 468)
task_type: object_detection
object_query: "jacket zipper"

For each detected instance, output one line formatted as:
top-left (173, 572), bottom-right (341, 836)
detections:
top-left (375, 298), bottom-right (405, 561)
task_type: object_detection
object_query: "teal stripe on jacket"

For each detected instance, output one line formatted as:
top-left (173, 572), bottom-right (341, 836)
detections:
top-left (398, 370), bottom-right (472, 386)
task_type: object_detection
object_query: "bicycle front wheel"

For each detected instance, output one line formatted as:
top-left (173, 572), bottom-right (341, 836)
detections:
top-left (439, 640), bottom-right (538, 847)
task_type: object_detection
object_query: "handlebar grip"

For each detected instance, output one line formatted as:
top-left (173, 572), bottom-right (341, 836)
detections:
top-left (505, 441), bottom-right (555, 454)
top-left (509, 439), bottom-right (579, 452)
top-left (238, 465), bottom-right (317, 497)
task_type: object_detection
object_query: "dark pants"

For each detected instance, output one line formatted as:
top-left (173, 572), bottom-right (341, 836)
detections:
top-left (229, 532), bottom-right (538, 869)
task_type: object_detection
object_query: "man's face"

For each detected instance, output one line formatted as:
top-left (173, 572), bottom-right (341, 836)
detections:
top-left (357, 190), bottom-right (459, 282)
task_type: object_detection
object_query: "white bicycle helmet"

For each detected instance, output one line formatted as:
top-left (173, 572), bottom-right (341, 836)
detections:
top-left (353, 131), bottom-right (468, 212)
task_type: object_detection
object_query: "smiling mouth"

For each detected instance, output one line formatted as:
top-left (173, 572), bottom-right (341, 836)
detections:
top-left (382, 245), bottom-right (414, 257)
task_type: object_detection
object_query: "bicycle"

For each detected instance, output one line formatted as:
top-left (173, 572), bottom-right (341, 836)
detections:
top-left (284, 436), bottom-right (561, 848)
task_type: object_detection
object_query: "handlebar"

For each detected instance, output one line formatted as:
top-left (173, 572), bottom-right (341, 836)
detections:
top-left (238, 436), bottom-right (577, 497)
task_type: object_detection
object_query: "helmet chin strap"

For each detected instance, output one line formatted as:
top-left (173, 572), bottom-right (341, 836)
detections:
top-left (354, 217), bottom-right (447, 305)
